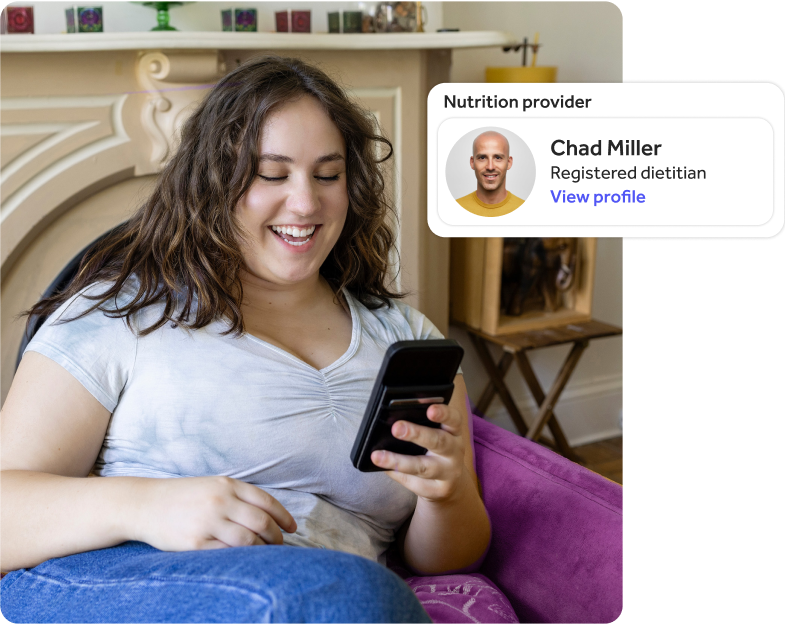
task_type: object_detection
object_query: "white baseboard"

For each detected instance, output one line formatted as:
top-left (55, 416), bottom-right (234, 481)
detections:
top-left (478, 372), bottom-right (623, 447)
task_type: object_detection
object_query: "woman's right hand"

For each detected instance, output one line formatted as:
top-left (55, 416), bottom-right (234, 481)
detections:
top-left (132, 476), bottom-right (297, 551)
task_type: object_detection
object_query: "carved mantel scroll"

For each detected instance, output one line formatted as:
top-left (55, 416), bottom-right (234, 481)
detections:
top-left (135, 51), bottom-right (227, 174)
top-left (0, 93), bottom-right (136, 274)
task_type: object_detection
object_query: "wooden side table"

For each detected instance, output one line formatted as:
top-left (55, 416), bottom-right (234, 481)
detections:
top-left (464, 319), bottom-right (622, 463)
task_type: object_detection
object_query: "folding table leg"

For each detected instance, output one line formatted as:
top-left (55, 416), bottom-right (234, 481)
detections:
top-left (514, 350), bottom-right (582, 463)
top-left (476, 351), bottom-right (513, 414)
top-left (467, 333), bottom-right (530, 436)
top-left (525, 341), bottom-right (587, 445)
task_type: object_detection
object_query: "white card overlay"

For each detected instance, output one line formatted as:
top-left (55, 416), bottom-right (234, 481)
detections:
top-left (428, 83), bottom-right (784, 237)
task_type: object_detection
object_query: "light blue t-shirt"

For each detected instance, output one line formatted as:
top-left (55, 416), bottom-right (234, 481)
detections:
top-left (27, 283), bottom-right (447, 561)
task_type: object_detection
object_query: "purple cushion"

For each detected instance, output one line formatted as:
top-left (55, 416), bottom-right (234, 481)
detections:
top-left (406, 573), bottom-right (518, 623)
top-left (473, 415), bottom-right (623, 623)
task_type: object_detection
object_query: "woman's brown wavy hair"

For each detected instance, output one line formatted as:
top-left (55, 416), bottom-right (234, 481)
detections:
top-left (25, 55), bottom-right (402, 336)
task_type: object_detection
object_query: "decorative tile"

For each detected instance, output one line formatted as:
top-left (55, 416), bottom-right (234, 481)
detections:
top-left (65, 7), bottom-right (76, 33)
top-left (221, 8), bottom-right (233, 32)
top-left (275, 10), bottom-right (288, 33)
top-left (234, 8), bottom-right (257, 32)
top-left (7, 6), bottom-right (34, 34)
top-left (77, 7), bottom-right (103, 33)
top-left (291, 10), bottom-right (310, 33)
top-left (327, 11), bottom-right (339, 33)
top-left (342, 11), bottom-right (362, 34)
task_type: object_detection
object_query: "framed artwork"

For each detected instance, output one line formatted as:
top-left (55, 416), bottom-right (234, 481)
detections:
top-left (234, 8), bottom-right (257, 32)
top-left (221, 8), bottom-right (232, 32)
top-left (6, 6), bottom-right (34, 34)
top-left (77, 7), bottom-right (103, 33)
top-left (291, 10), bottom-right (310, 33)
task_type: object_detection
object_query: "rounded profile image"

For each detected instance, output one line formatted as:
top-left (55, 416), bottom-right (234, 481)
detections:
top-left (445, 126), bottom-right (535, 217)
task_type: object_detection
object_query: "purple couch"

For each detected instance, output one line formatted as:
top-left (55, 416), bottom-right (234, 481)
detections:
top-left (396, 414), bottom-right (623, 624)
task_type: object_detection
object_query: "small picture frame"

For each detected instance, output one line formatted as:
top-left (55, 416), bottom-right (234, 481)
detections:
top-left (64, 6), bottom-right (103, 33)
top-left (77, 7), bottom-right (103, 33)
top-left (234, 8), bottom-right (257, 32)
top-left (291, 10), bottom-right (310, 33)
top-left (6, 6), bottom-right (35, 34)
top-left (327, 11), bottom-right (340, 33)
top-left (221, 9), bottom-right (233, 32)
top-left (220, 8), bottom-right (259, 32)
top-left (342, 11), bottom-right (362, 34)
top-left (65, 8), bottom-right (76, 33)
top-left (275, 10), bottom-right (288, 33)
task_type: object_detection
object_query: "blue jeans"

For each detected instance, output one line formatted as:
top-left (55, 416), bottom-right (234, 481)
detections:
top-left (0, 541), bottom-right (431, 623)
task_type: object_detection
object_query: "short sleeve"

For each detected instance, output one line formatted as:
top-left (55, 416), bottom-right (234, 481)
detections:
top-left (389, 300), bottom-right (446, 341)
top-left (24, 284), bottom-right (138, 413)
top-left (389, 300), bottom-right (463, 375)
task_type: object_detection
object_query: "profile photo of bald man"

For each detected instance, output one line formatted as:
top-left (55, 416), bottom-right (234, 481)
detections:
top-left (457, 131), bottom-right (525, 217)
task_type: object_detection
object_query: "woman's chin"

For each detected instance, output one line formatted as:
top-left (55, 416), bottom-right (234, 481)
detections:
top-left (242, 262), bottom-right (321, 288)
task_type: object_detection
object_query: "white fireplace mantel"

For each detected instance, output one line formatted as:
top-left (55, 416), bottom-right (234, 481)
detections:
top-left (0, 30), bottom-right (518, 53)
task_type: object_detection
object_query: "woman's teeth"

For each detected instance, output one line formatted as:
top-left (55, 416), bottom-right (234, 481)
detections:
top-left (270, 225), bottom-right (316, 247)
top-left (272, 225), bottom-right (316, 237)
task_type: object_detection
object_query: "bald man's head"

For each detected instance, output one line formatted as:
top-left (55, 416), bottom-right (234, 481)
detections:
top-left (472, 131), bottom-right (510, 156)
top-left (470, 131), bottom-right (513, 199)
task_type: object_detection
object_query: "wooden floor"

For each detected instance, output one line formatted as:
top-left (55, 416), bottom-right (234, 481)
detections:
top-left (575, 436), bottom-right (646, 485)
top-left (575, 436), bottom-right (785, 486)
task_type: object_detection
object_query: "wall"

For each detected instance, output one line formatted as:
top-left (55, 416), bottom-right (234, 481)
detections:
top-left (443, 2), bottom-right (785, 443)
top-left (5, 2), bottom-right (444, 34)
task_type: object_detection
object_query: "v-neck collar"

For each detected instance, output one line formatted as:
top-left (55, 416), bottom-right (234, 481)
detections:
top-left (239, 288), bottom-right (360, 375)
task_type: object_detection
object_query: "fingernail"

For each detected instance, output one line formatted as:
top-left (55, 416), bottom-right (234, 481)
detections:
top-left (394, 423), bottom-right (407, 437)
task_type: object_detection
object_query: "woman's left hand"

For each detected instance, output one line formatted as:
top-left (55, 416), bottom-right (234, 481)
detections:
top-left (370, 404), bottom-right (472, 503)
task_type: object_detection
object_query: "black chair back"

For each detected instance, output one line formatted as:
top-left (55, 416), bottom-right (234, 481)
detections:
top-left (15, 222), bottom-right (128, 370)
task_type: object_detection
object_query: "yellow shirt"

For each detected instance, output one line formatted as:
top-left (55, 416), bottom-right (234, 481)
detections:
top-left (456, 191), bottom-right (524, 217)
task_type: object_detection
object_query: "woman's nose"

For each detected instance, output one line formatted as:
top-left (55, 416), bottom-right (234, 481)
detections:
top-left (286, 177), bottom-right (320, 216)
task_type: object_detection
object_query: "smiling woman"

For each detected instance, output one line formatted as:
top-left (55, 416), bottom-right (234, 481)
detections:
top-left (0, 56), bottom-right (490, 623)
top-left (237, 97), bottom-right (349, 287)
top-left (17, 56), bottom-right (400, 338)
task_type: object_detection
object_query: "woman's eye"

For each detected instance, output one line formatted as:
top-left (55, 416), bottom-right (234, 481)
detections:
top-left (258, 174), bottom-right (286, 182)
top-left (316, 174), bottom-right (341, 182)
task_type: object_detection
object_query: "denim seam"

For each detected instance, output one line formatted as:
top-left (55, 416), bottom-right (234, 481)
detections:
top-left (18, 569), bottom-right (277, 606)
top-left (0, 570), bottom-right (22, 591)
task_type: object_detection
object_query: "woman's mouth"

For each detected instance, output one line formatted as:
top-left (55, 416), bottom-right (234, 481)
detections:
top-left (269, 225), bottom-right (317, 247)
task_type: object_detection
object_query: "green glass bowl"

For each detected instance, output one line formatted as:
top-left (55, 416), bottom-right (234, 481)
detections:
top-left (139, 2), bottom-right (187, 31)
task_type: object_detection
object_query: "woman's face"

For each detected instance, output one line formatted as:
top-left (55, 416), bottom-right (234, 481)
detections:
top-left (235, 96), bottom-right (349, 287)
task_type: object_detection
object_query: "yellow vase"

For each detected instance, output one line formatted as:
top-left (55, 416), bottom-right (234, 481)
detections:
top-left (485, 66), bottom-right (558, 83)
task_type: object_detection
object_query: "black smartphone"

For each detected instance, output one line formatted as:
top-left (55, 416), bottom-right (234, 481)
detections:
top-left (351, 339), bottom-right (464, 472)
